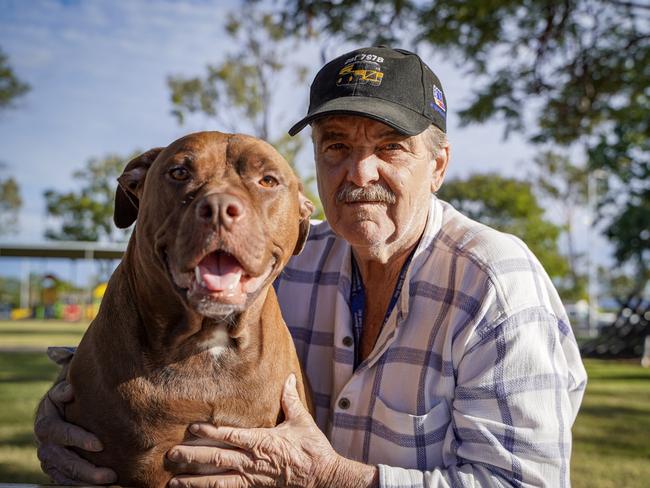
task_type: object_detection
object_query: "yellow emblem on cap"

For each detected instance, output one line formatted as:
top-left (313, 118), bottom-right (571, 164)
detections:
top-left (337, 61), bottom-right (384, 86)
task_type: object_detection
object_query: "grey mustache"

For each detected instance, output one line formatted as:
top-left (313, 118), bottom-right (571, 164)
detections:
top-left (336, 184), bottom-right (396, 204)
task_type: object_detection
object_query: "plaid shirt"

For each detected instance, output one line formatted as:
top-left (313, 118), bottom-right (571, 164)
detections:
top-left (274, 196), bottom-right (587, 487)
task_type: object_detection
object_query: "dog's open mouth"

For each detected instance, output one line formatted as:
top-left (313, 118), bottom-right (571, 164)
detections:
top-left (189, 250), bottom-right (274, 306)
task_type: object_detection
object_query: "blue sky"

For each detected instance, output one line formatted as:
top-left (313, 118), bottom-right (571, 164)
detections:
top-left (0, 0), bottom-right (607, 285)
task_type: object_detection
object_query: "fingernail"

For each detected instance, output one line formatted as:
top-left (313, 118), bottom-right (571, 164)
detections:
top-left (167, 449), bottom-right (180, 461)
top-left (288, 373), bottom-right (296, 387)
top-left (169, 479), bottom-right (179, 488)
top-left (88, 439), bottom-right (103, 451)
top-left (189, 424), bottom-right (199, 434)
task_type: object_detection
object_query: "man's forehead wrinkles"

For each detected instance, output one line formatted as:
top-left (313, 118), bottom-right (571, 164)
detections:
top-left (318, 127), bottom-right (409, 147)
top-left (320, 130), bottom-right (348, 141)
top-left (316, 117), bottom-right (407, 141)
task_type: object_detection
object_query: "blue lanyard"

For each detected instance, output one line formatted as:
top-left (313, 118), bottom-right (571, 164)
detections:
top-left (349, 249), bottom-right (415, 370)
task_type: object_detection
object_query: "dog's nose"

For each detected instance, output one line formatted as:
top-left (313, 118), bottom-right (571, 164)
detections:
top-left (196, 193), bottom-right (245, 230)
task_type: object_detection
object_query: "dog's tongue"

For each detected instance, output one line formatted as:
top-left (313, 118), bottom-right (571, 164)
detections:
top-left (197, 252), bottom-right (243, 292)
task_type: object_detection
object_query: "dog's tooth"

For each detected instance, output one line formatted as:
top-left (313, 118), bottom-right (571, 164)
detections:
top-left (194, 266), bottom-right (204, 287)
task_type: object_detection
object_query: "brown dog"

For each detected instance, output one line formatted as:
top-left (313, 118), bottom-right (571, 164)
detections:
top-left (62, 131), bottom-right (313, 487)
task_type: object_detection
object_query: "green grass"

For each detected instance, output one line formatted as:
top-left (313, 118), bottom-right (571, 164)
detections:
top-left (0, 320), bottom-right (649, 485)
top-left (0, 320), bottom-right (87, 482)
top-left (0, 319), bottom-right (87, 349)
top-left (571, 360), bottom-right (650, 488)
top-left (0, 351), bottom-right (58, 483)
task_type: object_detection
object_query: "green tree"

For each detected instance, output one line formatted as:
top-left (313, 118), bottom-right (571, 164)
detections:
top-left (44, 153), bottom-right (134, 242)
top-left (0, 163), bottom-right (22, 235)
top-left (0, 276), bottom-right (21, 309)
top-left (269, 0), bottom-right (649, 282)
top-left (532, 151), bottom-right (589, 300)
top-left (0, 47), bottom-right (29, 234)
top-left (167, 11), bottom-right (322, 217)
top-left (589, 105), bottom-right (649, 290)
top-left (438, 173), bottom-right (569, 284)
top-left (0, 46), bottom-right (29, 112)
top-left (597, 266), bottom-right (640, 307)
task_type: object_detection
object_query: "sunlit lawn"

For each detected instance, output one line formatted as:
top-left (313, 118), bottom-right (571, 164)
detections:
top-left (0, 319), bottom-right (88, 349)
top-left (571, 359), bottom-right (650, 487)
top-left (0, 320), bottom-right (648, 485)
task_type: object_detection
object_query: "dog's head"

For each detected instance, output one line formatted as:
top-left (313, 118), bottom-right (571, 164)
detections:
top-left (114, 131), bottom-right (313, 318)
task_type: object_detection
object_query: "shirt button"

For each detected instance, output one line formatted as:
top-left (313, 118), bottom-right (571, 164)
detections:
top-left (338, 397), bottom-right (351, 410)
top-left (342, 336), bottom-right (353, 347)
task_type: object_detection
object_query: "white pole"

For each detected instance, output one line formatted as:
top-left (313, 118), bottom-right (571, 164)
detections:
top-left (587, 172), bottom-right (597, 336)
top-left (20, 259), bottom-right (30, 309)
top-left (587, 169), bottom-right (607, 337)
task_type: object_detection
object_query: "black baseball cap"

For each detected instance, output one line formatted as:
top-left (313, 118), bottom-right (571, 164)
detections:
top-left (288, 46), bottom-right (447, 136)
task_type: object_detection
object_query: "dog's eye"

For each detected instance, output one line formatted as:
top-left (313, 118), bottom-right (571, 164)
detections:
top-left (259, 175), bottom-right (279, 188)
top-left (169, 166), bottom-right (190, 181)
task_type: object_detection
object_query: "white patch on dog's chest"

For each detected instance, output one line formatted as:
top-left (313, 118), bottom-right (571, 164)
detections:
top-left (200, 325), bottom-right (230, 359)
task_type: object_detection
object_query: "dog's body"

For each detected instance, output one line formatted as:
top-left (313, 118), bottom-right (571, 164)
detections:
top-left (64, 132), bottom-right (313, 487)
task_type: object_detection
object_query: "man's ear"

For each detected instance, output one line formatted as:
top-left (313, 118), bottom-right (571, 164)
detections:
top-left (431, 144), bottom-right (450, 193)
top-left (293, 185), bottom-right (315, 255)
top-left (114, 148), bottom-right (164, 229)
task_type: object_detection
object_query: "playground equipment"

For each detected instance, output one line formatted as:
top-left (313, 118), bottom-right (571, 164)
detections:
top-left (0, 241), bottom-right (124, 321)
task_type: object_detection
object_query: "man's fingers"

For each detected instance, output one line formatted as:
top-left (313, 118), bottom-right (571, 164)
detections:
top-left (48, 467), bottom-right (85, 486)
top-left (168, 445), bottom-right (277, 477)
top-left (35, 409), bottom-right (103, 452)
top-left (35, 389), bottom-right (103, 452)
top-left (190, 423), bottom-right (261, 451)
top-left (38, 443), bottom-right (117, 485)
top-left (281, 373), bottom-right (308, 421)
top-left (49, 380), bottom-right (75, 404)
top-left (168, 445), bottom-right (252, 469)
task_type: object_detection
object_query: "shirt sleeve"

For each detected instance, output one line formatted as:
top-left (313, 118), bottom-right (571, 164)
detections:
top-left (377, 304), bottom-right (587, 488)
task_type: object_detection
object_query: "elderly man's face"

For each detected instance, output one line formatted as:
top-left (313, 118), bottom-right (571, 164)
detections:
top-left (312, 115), bottom-right (447, 256)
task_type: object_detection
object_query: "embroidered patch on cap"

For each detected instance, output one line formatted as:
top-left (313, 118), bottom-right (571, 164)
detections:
top-left (433, 84), bottom-right (446, 112)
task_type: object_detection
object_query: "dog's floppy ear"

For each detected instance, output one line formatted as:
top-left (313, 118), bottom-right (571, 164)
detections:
top-left (293, 185), bottom-right (314, 255)
top-left (114, 148), bottom-right (164, 229)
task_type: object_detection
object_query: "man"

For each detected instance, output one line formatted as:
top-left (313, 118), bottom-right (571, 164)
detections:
top-left (35, 47), bottom-right (587, 487)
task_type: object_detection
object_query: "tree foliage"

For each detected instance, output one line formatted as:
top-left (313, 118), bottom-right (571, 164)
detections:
top-left (588, 99), bottom-right (649, 287)
top-left (0, 276), bottom-right (21, 309)
top-left (168, 11), bottom-right (308, 140)
top-left (167, 11), bottom-right (322, 217)
top-left (43, 154), bottom-right (134, 242)
top-left (268, 0), bottom-right (650, 281)
top-left (0, 46), bottom-right (30, 112)
top-left (0, 164), bottom-right (22, 235)
top-left (437, 173), bottom-right (569, 283)
top-left (532, 151), bottom-right (589, 300)
top-left (0, 47), bottom-right (28, 234)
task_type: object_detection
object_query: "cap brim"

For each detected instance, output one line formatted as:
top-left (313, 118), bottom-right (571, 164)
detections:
top-left (288, 97), bottom-right (433, 136)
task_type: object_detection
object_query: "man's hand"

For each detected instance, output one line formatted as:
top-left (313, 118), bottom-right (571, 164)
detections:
top-left (167, 374), bottom-right (378, 488)
top-left (34, 380), bottom-right (117, 485)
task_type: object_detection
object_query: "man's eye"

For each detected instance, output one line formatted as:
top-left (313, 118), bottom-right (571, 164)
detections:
top-left (168, 166), bottom-right (191, 181)
top-left (259, 175), bottom-right (279, 188)
top-left (326, 143), bottom-right (347, 151)
top-left (382, 143), bottom-right (403, 151)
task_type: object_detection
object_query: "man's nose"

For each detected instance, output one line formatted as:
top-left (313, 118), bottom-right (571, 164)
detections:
top-left (346, 151), bottom-right (380, 187)
top-left (195, 193), bottom-right (245, 230)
